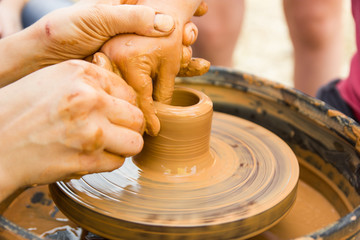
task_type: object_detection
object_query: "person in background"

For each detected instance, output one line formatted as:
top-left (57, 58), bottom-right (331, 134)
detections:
top-left (317, 0), bottom-right (360, 123)
top-left (192, 0), bottom-right (343, 98)
top-left (284, 0), bottom-right (343, 97)
top-left (0, 0), bottom-right (28, 38)
top-left (191, 0), bottom-right (244, 68)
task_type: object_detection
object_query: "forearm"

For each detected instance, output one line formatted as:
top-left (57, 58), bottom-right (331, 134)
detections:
top-left (0, 27), bottom-right (44, 87)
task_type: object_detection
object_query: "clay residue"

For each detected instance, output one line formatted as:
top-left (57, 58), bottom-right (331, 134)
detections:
top-left (193, 1), bottom-right (208, 16)
top-left (2, 185), bottom-right (82, 239)
top-left (327, 109), bottom-right (347, 119)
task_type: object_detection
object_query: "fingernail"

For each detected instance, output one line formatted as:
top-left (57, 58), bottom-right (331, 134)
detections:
top-left (154, 14), bottom-right (175, 32)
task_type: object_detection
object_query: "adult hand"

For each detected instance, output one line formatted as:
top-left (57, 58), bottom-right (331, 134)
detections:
top-left (0, 60), bottom-right (144, 202)
top-left (35, 0), bottom-right (175, 64)
top-left (0, 0), bottom-right (175, 86)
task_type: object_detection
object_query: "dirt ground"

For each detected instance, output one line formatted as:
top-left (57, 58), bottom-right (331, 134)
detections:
top-left (232, 0), bottom-right (356, 88)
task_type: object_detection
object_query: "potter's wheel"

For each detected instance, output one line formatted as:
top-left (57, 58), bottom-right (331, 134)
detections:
top-left (49, 87), bottom-right (299, 240)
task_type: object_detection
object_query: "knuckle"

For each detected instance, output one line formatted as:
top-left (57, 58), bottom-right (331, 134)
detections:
top-left (62, 123), bottom-right (105, 153)
top-left (81, 126), bottom-right (105, 152)
top-left (183, 22), bottom-right (198, 46)
top-left (181, 46), bottom-right (192, 67)
top-left (126, 86), bottom-right (138, 105)
top-left (132, 107), bottom-right (145, 130)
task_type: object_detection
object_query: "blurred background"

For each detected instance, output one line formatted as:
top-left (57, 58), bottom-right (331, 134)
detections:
top-left (232, 0), bottom-right (356, 88)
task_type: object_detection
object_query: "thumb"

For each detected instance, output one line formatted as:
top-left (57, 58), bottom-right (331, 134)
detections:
top-left (91, 5), bottom-right (175, 37)
top-left (178, 58), bottom-right (211, 77)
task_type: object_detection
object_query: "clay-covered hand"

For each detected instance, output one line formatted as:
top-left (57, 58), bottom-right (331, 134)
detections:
top-left (0, 60), bottom-right (144, 202)
top-left (100, 12), bottom-right (210, 136)
top-left (0, 0), bottom-right (26, 38)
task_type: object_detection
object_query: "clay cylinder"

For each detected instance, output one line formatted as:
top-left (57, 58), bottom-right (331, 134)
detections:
top-left (133, 87), bottom-right (214, 177)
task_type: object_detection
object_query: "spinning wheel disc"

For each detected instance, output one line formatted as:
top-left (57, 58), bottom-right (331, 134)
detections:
top-left (50, 87), bottom-right (299, 240)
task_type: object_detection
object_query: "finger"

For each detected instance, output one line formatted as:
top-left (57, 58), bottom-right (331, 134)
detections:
top-left (91, 52), bottom-right (123, 78)
top-left (153, 67), bottom-right (177, 105)
top-left (194, 1), bottom-right (208, 17)
top-left (138, 94), bottom-right (159, 136)
top-left (125, 69), bottom-right (160, 136)
top-left (177, 58), bottom-right (211, 77)
top-left (111, 62), bottom-right (123, 78)
top-left (181, 45), bottom-right (192, 69)
top-left (92, 52), bottom-right (113, 72)
top-left (182, 22), bottom-right (198, 46)
top-left (81, 62), bottom-right (137, 105)
top-left (90, 151), bottom-right (125, 173)
top-left (73, 151), bottom-right (126, 176)
top-left (102, 94), bottom-right (145, 133)
top-left (91, 5), bottom-right (175, 37)
top-left (103, 123), bottom-right (144, 157)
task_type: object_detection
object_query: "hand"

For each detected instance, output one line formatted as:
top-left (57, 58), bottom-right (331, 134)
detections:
top-left (0, 60), bottom-right (144, 202)
top-left (34, 0), bottom-right (175, 64)
top-left (0, 0), bottom-right (175, 86)
top-left (100, 1), bottom-right (210, 136)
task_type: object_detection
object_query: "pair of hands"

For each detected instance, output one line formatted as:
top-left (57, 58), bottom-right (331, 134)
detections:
top-left (0, 0), bottom-right (209, 201)
top-left (38, 0), bottom-right (209, 135)
top-left (1, 0), bottom-right (209, 135)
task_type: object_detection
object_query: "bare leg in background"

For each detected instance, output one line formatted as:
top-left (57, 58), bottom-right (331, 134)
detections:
top-left (283, 0), bottom-right (343, 96)
top-left (191, 0), bottom-right (244, 67)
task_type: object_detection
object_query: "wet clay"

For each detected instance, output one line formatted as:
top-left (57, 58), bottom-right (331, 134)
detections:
top-left (49, 87), bottom-right (299, 240)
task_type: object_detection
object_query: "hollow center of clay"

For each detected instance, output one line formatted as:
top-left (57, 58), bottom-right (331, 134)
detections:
top-left (170, 88), bottom-right (200, 106)
top-left (133, 87), bottom-right (214, 178)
